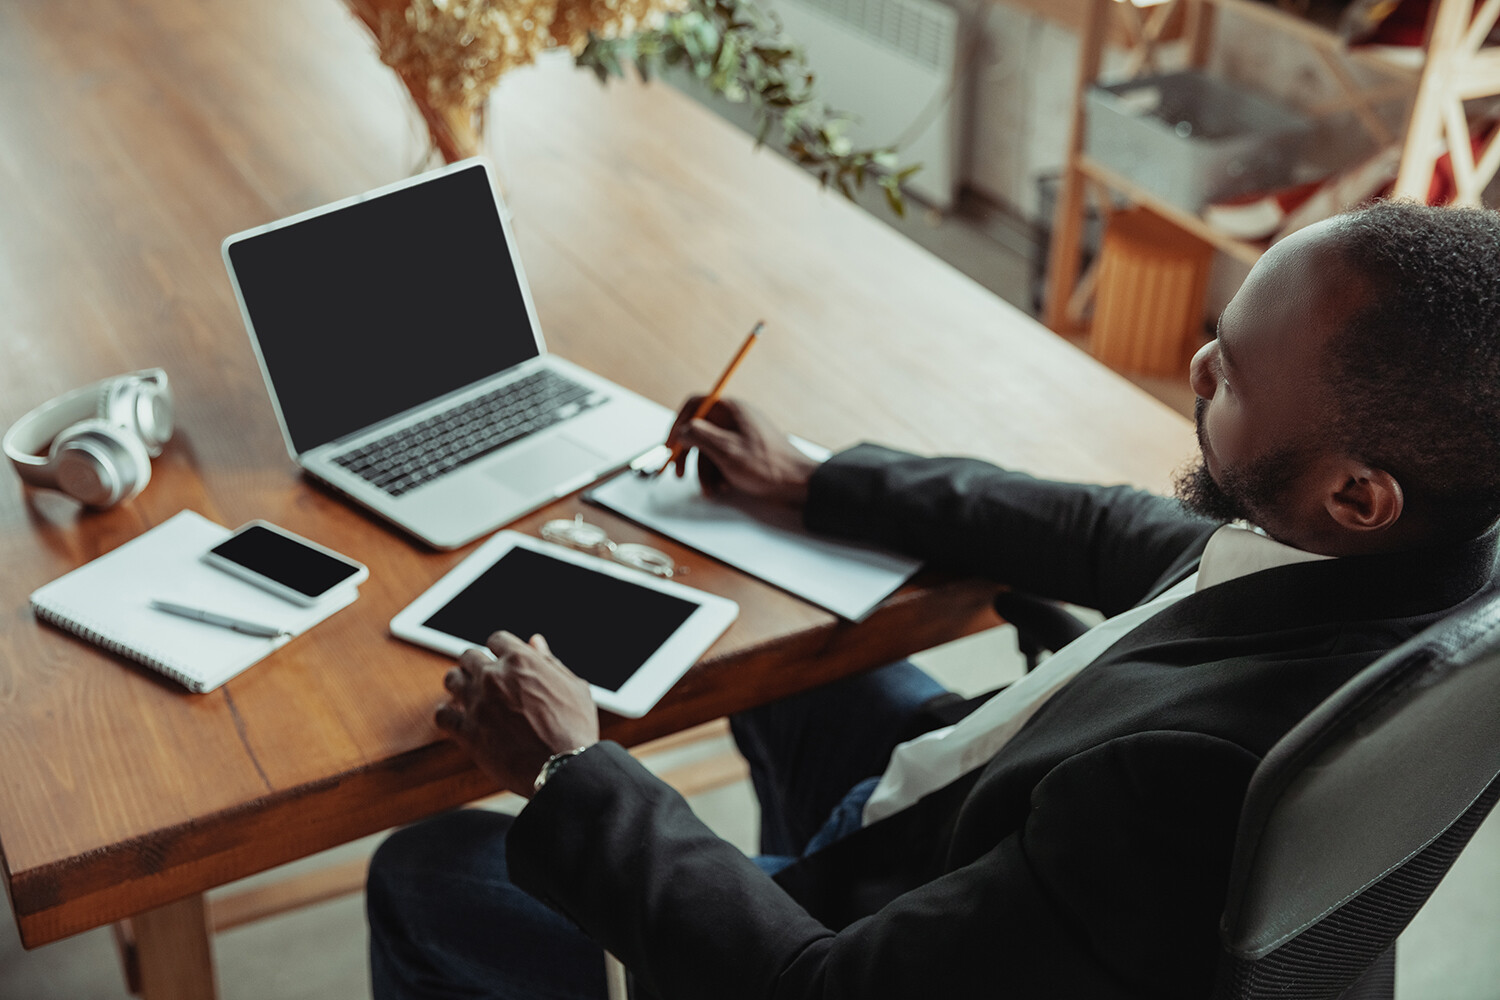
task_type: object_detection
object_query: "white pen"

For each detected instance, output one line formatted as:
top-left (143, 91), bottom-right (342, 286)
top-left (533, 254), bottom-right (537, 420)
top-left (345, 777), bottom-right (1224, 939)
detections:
top-left (149, 599), bottom-right (290, 639)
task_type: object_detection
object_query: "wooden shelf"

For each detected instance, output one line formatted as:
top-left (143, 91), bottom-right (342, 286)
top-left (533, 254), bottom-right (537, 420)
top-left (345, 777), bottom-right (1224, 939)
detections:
top-left (1043, 0), bottom-right (1500, 335)
top-left (1077, 155), bottom-right (1267, 264)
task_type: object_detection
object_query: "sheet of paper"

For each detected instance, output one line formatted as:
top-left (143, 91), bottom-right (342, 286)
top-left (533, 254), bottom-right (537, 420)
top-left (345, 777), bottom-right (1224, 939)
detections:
top-left (587, 448), bottom-right (921, 621)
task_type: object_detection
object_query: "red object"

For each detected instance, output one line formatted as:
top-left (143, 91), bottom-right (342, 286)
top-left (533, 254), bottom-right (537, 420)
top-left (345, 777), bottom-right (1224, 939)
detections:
top-left (1203, 178), bottom-right (1328, 240)
top-left (1367, 0), bottom-right (1431, 47)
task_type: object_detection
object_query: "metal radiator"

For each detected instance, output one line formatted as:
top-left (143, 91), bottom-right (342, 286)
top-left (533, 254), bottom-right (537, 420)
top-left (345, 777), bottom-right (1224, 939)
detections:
top-left (769, 0), bottom-right (962, 210)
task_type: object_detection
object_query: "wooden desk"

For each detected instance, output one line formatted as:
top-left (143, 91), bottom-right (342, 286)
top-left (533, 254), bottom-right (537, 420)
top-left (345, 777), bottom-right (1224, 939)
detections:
top-left (0, 1), bottom-right (1194, 996)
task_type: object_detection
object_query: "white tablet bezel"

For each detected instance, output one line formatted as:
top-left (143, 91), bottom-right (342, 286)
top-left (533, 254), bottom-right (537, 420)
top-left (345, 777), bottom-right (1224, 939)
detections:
top-left (390, 531), bottom-right (738, 718)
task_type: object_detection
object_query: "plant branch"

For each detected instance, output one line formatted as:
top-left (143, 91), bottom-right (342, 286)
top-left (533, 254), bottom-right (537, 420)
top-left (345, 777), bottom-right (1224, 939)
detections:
top-left (577, 0), bottom-right (921, 215)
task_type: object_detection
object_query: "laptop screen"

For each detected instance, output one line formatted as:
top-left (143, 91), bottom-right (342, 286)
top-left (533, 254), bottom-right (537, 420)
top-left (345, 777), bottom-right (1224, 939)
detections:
top-left (226, 163), bottom-right (542, 454)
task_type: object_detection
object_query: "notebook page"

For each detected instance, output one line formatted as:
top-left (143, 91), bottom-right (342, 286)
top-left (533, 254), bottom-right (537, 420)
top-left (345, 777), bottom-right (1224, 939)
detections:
top-left (587, 448), bottom-right (921, 621)
top-left (30, 510), bottom-right (356, 692)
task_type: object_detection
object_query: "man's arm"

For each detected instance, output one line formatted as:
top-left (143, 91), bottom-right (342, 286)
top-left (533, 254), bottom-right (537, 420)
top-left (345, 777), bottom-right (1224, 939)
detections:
top-left (429, 616), bottom-right (1256, 999)
top-left (507, 732), bottom-right (1257, 1000)
top-left (669, 397), bottom-right (1216, 616)
top-left (806, 444), bottom-right (1214, 615)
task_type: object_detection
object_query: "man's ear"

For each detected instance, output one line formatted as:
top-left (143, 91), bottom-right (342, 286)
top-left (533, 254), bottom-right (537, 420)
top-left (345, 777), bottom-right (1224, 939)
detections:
top-left (1326, 465), bottom-right (1404, 532)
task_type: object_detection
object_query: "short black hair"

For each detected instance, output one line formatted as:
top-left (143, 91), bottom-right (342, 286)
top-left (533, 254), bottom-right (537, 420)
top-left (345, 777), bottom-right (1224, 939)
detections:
top-left (1324, 200), bottom-right (1500, 540)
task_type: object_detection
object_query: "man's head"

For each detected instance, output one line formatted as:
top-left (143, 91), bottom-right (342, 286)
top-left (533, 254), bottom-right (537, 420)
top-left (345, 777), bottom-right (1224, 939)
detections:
top-left (1175, 201), bottom-right (1500, 555)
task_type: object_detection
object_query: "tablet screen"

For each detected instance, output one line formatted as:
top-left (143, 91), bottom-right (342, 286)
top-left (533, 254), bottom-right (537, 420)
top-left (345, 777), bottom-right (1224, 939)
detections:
top-left (421, 547), bottom-right (698, 692)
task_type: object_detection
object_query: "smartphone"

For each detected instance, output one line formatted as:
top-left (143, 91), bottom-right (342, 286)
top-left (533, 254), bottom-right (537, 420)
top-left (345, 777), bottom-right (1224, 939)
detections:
top-left (203, 521), bottom-right (368, 606)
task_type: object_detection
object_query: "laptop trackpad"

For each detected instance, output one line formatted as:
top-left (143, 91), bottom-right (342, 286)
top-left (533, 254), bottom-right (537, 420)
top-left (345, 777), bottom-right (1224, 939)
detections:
top-left (485, 439), bottom-right (605, 496)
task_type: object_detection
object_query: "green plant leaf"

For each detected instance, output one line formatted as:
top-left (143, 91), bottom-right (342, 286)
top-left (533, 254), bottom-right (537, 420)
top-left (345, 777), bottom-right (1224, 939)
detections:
top-left (574, 0), bottom-right (917, 217)
top-left (883, 180), bottom-right (906, 217)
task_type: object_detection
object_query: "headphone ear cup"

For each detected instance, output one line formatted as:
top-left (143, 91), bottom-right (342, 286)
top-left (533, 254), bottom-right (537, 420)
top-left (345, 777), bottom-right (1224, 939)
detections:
top-left (49, 418), bottom-right (152, 508)
top-left (100, 377), bottom-right (174, 456)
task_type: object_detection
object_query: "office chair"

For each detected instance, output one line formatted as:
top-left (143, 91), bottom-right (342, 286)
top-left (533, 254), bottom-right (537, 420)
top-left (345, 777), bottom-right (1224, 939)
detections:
top-left (990, 589), bottom-right (1092, 671)
top-left (990, 586), bottom-right (1500, 999)
top-left (1212, 587), bottom-right (1500, 1000)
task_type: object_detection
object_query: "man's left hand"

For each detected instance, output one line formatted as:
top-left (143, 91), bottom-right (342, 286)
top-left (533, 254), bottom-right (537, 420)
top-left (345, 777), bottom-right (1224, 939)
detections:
top-left (436, 631), bottom-right (600, 797)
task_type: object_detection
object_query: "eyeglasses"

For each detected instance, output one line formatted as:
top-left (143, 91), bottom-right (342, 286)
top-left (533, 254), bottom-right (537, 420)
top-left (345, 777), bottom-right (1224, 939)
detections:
top-left (539, 515), bottom-right (683, 578)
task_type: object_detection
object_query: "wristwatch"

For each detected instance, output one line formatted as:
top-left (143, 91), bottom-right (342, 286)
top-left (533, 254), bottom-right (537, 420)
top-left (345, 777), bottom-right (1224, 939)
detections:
top-left (532, 745), bottom-right (592, 794)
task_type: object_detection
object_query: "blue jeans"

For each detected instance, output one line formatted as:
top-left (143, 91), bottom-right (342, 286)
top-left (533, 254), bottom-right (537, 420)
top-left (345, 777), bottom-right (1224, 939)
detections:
top-left (366, 661), bottom-right (944, 1000)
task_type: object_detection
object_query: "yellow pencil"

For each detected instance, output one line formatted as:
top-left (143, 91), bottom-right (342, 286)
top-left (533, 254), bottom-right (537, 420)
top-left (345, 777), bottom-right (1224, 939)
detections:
top-left (653, 320), bottom-right (764, 478)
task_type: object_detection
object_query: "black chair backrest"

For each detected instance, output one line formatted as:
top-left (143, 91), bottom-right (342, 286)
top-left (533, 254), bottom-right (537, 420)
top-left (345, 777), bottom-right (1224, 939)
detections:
top-left (1213, 589), bottom-right (1500, 1000)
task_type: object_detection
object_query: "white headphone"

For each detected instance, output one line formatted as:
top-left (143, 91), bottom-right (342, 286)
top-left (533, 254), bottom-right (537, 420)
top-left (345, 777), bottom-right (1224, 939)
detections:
top-left (3, 369), bottom-right (174, 508)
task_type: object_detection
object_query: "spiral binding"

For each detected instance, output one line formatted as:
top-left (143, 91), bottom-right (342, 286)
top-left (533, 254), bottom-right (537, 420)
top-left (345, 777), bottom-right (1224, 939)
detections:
top-left (31, 600), bottom-right (200, 691)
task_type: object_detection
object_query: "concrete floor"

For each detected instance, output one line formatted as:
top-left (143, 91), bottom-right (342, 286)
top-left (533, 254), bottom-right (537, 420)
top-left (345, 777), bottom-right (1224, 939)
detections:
top-left (4, 107), bottom-right (1498, 1000)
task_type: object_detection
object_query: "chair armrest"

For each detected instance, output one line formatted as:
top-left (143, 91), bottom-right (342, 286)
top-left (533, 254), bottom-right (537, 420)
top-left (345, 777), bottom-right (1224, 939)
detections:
top-left (991, 590), bottom-right (1093, 671)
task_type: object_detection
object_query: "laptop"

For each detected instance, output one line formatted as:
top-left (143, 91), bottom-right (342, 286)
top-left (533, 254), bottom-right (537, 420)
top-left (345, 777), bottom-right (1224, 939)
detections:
top-left (221, 159), bottom-right (672, 549)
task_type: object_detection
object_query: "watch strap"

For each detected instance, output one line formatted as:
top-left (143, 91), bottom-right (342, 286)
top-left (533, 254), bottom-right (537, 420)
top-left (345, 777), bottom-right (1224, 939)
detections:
top-left (532, 745), bottom-right (592, 794)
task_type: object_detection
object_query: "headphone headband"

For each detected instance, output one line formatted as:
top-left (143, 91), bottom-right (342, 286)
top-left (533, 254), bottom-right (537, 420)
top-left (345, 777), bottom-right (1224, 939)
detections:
top-left (3, 369), bottom-right (170, 489)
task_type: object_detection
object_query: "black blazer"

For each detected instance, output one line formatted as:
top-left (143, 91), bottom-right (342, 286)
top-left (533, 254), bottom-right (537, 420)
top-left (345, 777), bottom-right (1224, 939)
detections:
top-left (509, 445), bottom-right (1498, 1000)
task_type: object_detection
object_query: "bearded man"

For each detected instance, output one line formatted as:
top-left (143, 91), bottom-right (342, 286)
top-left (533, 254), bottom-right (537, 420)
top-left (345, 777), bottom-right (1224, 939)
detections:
top-left (367, 200), bottom-right (1500, 1000)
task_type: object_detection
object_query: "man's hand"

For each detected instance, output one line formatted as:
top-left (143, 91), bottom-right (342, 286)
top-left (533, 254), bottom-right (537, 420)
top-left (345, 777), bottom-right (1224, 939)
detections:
top-left (666, 396), bottom-right (822, 505)
top-left (436, 631), bottom-right (600, 798)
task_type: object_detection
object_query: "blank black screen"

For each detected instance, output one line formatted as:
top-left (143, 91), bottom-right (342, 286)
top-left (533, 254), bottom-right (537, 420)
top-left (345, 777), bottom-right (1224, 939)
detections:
top-left (422, 548), bottom-right (698, 692)
top-left (211, 525), bottom-right (362, 598)
top-left (227, 164), bottom-right (541, 453)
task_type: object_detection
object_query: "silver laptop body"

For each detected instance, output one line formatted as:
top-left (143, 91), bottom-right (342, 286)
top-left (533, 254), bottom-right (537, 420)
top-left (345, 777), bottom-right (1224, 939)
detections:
top-left (221, 159), bottom-right (671, 549)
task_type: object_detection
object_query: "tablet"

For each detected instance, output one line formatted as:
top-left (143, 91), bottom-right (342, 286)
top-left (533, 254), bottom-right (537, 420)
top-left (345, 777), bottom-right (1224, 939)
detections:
top-left (390, 531), bottom-right (739, 718)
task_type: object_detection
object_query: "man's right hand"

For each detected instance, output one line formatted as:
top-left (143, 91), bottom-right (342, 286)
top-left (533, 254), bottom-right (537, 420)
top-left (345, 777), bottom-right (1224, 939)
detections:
top-left (666, 396), bottom-right (822, 506)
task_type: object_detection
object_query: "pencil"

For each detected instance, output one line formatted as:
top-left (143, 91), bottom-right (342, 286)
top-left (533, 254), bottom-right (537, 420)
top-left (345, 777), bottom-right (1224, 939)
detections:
top-left (652, 320), bottom-right (764, 478)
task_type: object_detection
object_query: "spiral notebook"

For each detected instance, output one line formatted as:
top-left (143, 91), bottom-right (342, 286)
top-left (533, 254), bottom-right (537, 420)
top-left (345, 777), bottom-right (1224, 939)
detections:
top-left (29, 510), bottom-right (358, 693)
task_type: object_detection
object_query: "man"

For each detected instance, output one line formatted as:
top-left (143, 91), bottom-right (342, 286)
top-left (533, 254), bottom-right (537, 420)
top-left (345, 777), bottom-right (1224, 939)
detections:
top-left (366, 201), bottom-right (1500, 999)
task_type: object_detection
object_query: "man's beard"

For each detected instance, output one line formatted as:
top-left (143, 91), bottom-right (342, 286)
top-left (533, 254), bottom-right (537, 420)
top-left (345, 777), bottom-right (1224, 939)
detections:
top-left (1174, 398), bottom-right (1308, 525)
top-left (1173, 456), bottom-right (1254, 522)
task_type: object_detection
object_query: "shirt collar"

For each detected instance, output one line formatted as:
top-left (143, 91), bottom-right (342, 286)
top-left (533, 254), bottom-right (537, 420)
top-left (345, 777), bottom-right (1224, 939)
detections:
top-left (1195, 523), bottom-right (1333, 592)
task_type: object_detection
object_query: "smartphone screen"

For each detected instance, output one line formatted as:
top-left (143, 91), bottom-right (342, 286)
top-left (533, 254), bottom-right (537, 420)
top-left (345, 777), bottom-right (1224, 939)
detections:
top-left (209, 525), bottom-right (363, 599)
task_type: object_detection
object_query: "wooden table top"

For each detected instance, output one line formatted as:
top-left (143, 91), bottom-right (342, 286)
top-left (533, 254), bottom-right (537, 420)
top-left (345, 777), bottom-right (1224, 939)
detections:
top-left (0, 0), bottom-right (1194, 948)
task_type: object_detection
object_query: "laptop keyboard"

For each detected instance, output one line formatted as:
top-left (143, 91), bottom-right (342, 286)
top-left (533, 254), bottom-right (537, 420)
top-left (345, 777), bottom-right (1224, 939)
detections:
top-left (331, 369), bottom-right (606, 497)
